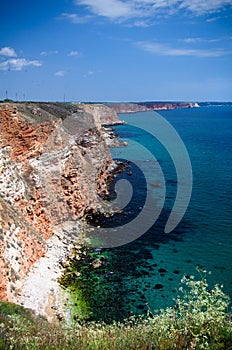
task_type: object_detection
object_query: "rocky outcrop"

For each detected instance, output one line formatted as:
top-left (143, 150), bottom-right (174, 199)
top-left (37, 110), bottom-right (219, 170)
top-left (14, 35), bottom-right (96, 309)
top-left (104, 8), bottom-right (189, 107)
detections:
top-left (78, 103), bottom-right (124, 126)
top-left (106, 103), bottom-right (150, 114)
top-left (0, 102), bottom-right (120, 302)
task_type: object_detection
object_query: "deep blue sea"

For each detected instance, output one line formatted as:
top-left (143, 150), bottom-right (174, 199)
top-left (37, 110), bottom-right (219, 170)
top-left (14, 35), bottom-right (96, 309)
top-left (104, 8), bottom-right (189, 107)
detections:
top-left (105, 106), bottom-right (232, 316)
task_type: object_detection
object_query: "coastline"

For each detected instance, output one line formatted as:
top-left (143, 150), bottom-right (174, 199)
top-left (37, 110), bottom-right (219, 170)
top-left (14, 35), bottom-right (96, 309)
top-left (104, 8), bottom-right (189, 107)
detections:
top-left (0, 102), bottom-right (122, 319)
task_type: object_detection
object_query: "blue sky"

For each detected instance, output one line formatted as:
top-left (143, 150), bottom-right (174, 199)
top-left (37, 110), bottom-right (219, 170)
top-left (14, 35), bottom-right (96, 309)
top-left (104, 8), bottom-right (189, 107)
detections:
top-left (0, 0), bottom-right (232, 102)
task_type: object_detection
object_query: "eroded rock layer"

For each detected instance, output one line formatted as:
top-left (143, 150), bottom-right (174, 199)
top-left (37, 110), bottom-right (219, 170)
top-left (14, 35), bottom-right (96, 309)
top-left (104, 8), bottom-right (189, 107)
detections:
top-left (0, 102), bottom-right (120, 301)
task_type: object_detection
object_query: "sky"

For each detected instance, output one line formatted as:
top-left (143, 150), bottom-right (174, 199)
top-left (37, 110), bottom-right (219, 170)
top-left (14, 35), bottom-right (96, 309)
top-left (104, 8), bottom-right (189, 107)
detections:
top-left (0, 0), bottom-right (232, 102)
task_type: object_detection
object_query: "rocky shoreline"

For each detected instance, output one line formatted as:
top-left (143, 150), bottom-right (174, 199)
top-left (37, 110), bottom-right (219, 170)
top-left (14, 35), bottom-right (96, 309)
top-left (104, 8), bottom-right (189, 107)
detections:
top-left (0, 102), bottom-right (123, 320)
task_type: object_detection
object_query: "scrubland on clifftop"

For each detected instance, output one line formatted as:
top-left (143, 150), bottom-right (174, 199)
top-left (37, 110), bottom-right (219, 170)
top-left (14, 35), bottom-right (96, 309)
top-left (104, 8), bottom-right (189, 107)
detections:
top-left (0, 272), bottom-right (232, 349)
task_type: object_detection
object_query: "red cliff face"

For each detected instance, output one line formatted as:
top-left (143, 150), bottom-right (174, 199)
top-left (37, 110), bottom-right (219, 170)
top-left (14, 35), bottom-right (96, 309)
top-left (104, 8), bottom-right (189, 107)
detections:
top-left (0, 102), bottom-right (119, 302)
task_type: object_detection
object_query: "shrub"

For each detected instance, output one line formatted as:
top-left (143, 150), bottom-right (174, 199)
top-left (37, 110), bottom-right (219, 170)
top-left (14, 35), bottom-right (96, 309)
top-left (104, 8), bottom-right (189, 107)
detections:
top-left (0, 272), bottom-right (231, 350)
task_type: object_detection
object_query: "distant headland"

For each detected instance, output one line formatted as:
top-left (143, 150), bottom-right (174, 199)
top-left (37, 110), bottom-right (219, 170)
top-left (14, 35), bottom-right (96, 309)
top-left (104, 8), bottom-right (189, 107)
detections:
top-left (85, 101), bottom-right (232, 114)
top-left (104, 101), bottom-right (199, 113)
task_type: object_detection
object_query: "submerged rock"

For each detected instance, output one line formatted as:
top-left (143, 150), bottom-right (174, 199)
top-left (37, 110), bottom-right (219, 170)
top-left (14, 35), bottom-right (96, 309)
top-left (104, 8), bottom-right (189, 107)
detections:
top-left (153, 284), bottom-right (163, 290)
top-left (91, 259), bottom-right (103, 269)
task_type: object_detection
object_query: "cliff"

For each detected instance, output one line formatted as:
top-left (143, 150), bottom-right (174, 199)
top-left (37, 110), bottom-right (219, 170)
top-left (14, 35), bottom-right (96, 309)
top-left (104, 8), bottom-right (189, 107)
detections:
top-left (0, 102), bottom-right (120, 302)
top-left (106, 101), bottom-right (199, 113)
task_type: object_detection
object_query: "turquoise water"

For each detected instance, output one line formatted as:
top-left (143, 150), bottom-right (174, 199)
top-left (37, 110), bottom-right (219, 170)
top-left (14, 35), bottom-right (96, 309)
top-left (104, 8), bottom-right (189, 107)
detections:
top-left (104, 106), bottom-right (232, 316)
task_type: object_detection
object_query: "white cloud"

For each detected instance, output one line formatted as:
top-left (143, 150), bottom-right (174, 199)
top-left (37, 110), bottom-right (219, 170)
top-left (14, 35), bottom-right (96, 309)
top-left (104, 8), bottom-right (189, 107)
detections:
top-left (75, 0), bottom-right (140, 19)
top-left (182, 38), bottom-right (204, 43)
top-left (0, 46), bottom-right (42, 71)
top-left (206, 17), bottom-right (219, 22)
top-left (55, 70), bottom-right (65, 76)
top-left (136, 41), bottom-right (230, 57)
top-left (68, 50), bottom-right (81, 56)
top-left (179, 0), bottom-right (232, 15)
top-left (74, 0), bottom-right (232, 21)
top-left (0, 46), bottom-right (17, 57)
top-left (128, 19), bottom-right (152, 27)
top-left (40, 50), bottom-right (58, 56)
top-left (182, 37), bottom-right (221, 43)
top-left (0, 58), bottom-right (42, 71)
top-left (83, 70), bottom-right (94, 77)
top-left (60, 12), bottom-right (92, 23)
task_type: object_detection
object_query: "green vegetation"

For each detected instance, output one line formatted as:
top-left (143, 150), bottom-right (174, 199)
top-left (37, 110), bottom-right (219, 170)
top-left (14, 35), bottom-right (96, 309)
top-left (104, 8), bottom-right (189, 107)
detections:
top-left (59, 246), bottom-right (131, 322)
top-left (0, 273), bottom-right (231, 350)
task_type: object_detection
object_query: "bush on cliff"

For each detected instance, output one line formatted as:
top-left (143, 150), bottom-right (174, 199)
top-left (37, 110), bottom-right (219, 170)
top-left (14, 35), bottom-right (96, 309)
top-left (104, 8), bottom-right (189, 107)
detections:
top-left (0, 273), bottom-right (231, 350)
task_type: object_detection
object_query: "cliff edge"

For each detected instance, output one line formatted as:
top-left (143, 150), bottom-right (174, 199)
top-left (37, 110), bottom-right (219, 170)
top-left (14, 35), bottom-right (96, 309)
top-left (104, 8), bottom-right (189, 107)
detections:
top-left (0, 102), bottom-right (120, 303)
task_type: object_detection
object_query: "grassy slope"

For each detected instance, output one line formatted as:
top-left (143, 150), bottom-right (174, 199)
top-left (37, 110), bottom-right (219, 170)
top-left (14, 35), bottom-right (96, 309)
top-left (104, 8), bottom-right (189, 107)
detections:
top-left (0, 273), bottom-right (231, 350)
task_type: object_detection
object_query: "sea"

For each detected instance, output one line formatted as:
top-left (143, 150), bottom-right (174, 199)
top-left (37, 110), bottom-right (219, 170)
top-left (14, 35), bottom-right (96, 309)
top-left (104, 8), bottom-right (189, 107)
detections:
top-left (74, 106), bottom-right (232, 322)
top-left (100, 105), bottom-right (232, 319)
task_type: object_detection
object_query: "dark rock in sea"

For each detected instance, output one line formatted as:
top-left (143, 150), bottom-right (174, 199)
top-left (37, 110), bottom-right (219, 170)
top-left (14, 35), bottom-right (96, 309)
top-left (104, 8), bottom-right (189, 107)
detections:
top-left (141, 270), bottom-right (150, 276)
top-left (143, 251), bottom-right (153, 260)
top-left (158, 268), bottom-right (167, 273)
top-left (153, 284), bottom-right (163, 290)
top-left (173, 270), bottom-right (180, 274)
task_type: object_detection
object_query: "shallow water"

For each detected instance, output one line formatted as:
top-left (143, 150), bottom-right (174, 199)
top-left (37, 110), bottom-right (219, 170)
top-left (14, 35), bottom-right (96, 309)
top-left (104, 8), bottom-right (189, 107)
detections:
top-left (106, 106), bottom-right (232, 316)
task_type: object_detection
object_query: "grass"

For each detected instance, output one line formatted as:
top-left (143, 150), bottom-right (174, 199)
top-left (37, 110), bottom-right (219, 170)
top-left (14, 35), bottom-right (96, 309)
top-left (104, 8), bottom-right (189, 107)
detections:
top-left (0, 272), bottom-right (231, 349)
